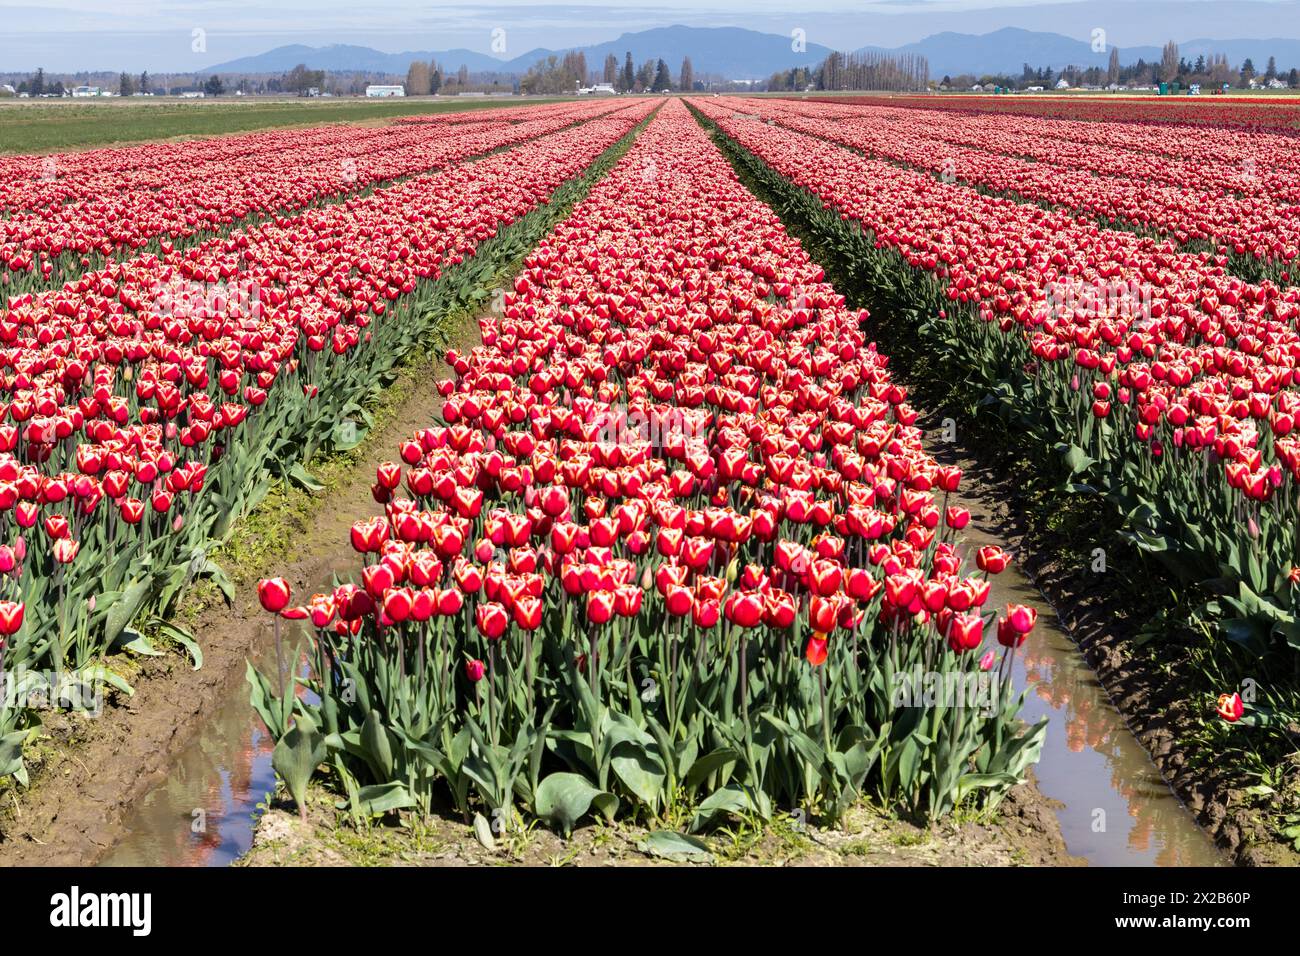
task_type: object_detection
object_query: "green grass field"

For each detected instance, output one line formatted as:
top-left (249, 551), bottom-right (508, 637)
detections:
top-left (0, 96), bottom-right (577, 154)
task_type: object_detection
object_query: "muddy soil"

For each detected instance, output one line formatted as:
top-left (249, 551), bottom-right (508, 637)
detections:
top-left (238, 774), bottom-right (1078, 868)
top-left (0, 319), bottom-right (481, 867)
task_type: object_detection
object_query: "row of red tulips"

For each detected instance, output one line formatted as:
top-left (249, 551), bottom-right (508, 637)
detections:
top-left (844, 99), bottom-right (1300, 203)
top-left (753, 97), bottom-right (1300, 278)
top-left (0, 100), bottom-right (627, 212)
top-left (692, 97), bottom-right (1300, 704)
top-left (0, 122), bottom-right (450, 212)
top-left (392, 105), bottom-right (594, 126)
top-left (802, 94), bottom-right (1300, 134)
top-left (0, 100), bottom-right (632, 295)
top-left (252, 98), bottom-right (1045, 832)
top-left (0, 102), bottom-right (655, 785)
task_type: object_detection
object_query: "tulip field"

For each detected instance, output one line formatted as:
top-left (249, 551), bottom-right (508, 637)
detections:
top-left (0, 100), bottom-right (631, 294)
top-left (689, 95), bottom-right (1300, 822)
top-left (738, 98), bottom-right (1300, 285)
top-left (5, 88), bottom-right (1300, 857)
top-left (249, 98), bottom-right (1045, 833)
top-left (0, 98), bottom-right (654, 783)
top-left (694, 95), bottom-right (1300, 661)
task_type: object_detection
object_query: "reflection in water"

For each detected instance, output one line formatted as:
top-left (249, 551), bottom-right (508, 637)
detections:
top-left (101, 514), bottom-right (1226, 867)
top-left (958, 515), bottom-right (1224, 867)
top-left (101, 557), bottom-right (354, 867)
top-left (100, 633), bottom-right (278, 867)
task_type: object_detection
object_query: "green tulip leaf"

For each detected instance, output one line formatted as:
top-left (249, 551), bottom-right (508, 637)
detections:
top-left (0, 729), bottom-right (30, 779)
top-left (610, 743), bottom-right (666, 810)
top-left (534, 772), bottom-right (618, 837)
top-left (272, 711), bottom-right (327, 817)
top-left (105, 578), bottom-right (150, 647)
top-left (156, 620), bottom-right (203, 670)
top-left (354, 781), bottom-right (415, 816)
top-left (637, 830), bottom-right (713, 861)
top-left (80, 664), bottom-right (134, 699)
top-left (472, 812), bottom-right (497, 851)
top-left (288, 463), bottom-right (326, 493)
top-left (118, 628), bottom-right (164, 657)
top-left (690, 784), bottom-right (769, 833)
top-left (360, 709), bottom-right (395, 781)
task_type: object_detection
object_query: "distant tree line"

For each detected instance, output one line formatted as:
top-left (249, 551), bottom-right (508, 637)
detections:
top-left (519, 51), bottom-right (589, 95)
top-left (768, 50), bottom-right (931, 93)
top-left (400, 50), bottom-right (683, 95)
top-left (949, 41), bottom-right (1300, 91)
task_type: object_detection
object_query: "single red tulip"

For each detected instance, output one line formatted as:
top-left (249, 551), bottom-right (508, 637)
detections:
top-left (258, 578), bottom-right (292, 613)
top-left (475, 602), bottom-right (509, 640)
top-left (0, 601), bottom-right (24, 635)
top-left (1216, 692), bottom-right (1244, 723)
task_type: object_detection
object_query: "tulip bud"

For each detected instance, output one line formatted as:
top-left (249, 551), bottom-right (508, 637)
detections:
top-left (805, 634), bottom-right (828, 667)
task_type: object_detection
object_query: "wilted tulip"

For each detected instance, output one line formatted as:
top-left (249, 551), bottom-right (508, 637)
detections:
top-left (1216, 692), bottom-right (1245, 723)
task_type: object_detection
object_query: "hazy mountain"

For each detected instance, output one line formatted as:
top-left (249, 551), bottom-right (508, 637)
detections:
top-left (866, 28), bottom-right (1122, 76)
top-left (879, 27), bottom-right (1300, 76)
top-left (208, 26), bottom-right (835, 80)
top-left (204, 44), bottom-right (503, 75)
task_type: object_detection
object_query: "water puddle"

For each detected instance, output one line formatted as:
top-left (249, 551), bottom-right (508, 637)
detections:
top-left (956, 509), bottom-right (1225, 866)
top-left (99, 615), bottom-right (282, 867)
top-left (100, 513), bottom-right (1226, 867)
top-left (99, 554), bottom-right (352, 868)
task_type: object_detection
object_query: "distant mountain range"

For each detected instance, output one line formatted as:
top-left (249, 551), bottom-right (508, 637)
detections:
top-left (206, 25), bottom-right (1300, 81)
top-left (207, 26), bottom-right (835, 80)
top-left (875, 27), bottom-right (1300, 77)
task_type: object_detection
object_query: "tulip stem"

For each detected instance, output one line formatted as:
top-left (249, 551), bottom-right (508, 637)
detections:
top-left (487, 643), bottom-right (497, 748)
top-left (55, 566), bottom-right (67, 679)
top-left (819, 661), bottom-right (831, 752)
top-left (739, 629), bottom-right (749, 731)
top-left (416, 622), bottom-right (426, 690)
top-left (524, 630), bottom-right (534, 713)
top-left (668, 618), bottom-right (679, 728)
top-left (273, 615), bottom-right (285, 699)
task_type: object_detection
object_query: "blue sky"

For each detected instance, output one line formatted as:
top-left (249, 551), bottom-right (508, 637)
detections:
top-left (3, 0), bottom-right (1299, 72)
